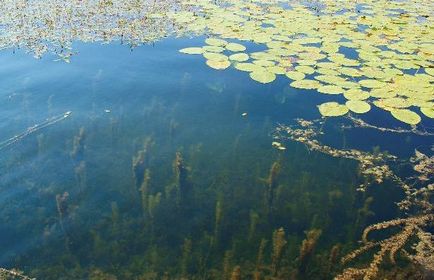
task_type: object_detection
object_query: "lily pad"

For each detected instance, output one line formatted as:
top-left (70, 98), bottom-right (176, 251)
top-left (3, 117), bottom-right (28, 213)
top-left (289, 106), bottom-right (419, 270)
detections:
top-left (249, 70), bottom-right (276, 84)
top-left (346, 100), bottom-right (371, 114)
top-left (229, 53), bottom-right (249, 62)
top-left (317, 85), bottom-right (344, 95)
top-left (205, 38), bottom-right (228, 47)
top-left (225, 42), bottom-right (246, 52)
top-left (203, 46), bottom-right (225, 53)
top-left (420, 107), bottom-right (434, 119)
top-left (318, 102), bottom-right (349, 117)
top-left (390, 109), bottom-right (421, 125)
top-left (290, 79), bottom-right (322, 89)
top-left (203, 52), bottom-right (228, 61)
top-left (344, 89), bottom-right (370, 100)
top-left (206, 59), bottom-right (230, 70)
top-left (285, 71), bottom-right (305, 81)
top-left (234, 63), bottom-right (259, 72)
top-left (359, 79), bottom-right (386, 89)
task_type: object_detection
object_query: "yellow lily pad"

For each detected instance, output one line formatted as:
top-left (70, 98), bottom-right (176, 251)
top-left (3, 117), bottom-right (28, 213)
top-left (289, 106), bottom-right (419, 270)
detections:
top-left (317, 85), bottom-right (344, 95)
top-left (203, 52), bottom-right (228, 61)
top-left (344, 89), bottom-right (370, 100)
top-left (295, 65), bottom-right (315, 75)
top-left (249, 70), bottom-right (276, 84)
top-left (234, 63), bottom-right (259, 72)
top-left (346, 100), bottom-right (371, 114)
top-left (206, 59), bottom-right (230, 70)
top-left (420, 107), bottom-right (434, 118)
top-left (229, 53), bottom-right (249, 62)
top-left (205, 38), bottom-right (228, 47)
top-left (390, 109), bottom-right (421, 125)
top-left (285, 71), bottom-right (305, 81)
top-left (359, 79), bottom-right (386, 89)
top-left (291, 79), bottom-right (322, 89)
top-left (225, 42), bottom-right (246, 52)
top-left (203, 45), bottom-right (225, 53)
top-left (318, 102), bottom-right (349, 117)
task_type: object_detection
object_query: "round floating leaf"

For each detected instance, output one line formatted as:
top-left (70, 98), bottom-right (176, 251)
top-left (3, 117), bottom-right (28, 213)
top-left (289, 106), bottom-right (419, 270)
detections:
top-left (420, 107), bottom-right (434, 118)
top-left (206, 59), bottom-right (230, 70)
top-left (291, 79), bottom-right (322, 89)
top-left (234, 63), bottom-right (259, 72)
top-left (179, 47), bottom-right (203, 55)
top-left (317, 85), bottom-right (344, 95)
top-left (380, 97), bottom-right (410, 109)
top-left (249, 70), bottom-right (276, 84)
top-left (346, 100), bottom-right (371, 114)
top-left (253, 60), bottom-right (275, 67)
top-left (225, 42), bottom-right (246, 52)
top-left (285, 71), bottom-right (305, 81)
top-left (359, 79), bottom-right (386, 88)
top-left (370, 88), bottom-right (396, 98)
top-left (339, 67), bottom-right (362, 77)
top-left (295, 65), bottom-right (315, 74)
top-left (203, 45), bottom-right (225, 53)
top-left (205, 38), bottom-right (228, 47)
top-left (267, 65), bottom-right (286, 75)
top-left (229, 53), bottom-right (249, 62)
top-left (391, 109), bottom-right (421, 125)
top-left (315, 75), bottom-right (347, 84)
top-left (318, 102), bottom-right (349, 117)
top-left (344, 89), bottom-right (370, 100)
top-left (425, 68), bottom-right (434, 76)
top-left (203, 52), bottom-right (228, 61)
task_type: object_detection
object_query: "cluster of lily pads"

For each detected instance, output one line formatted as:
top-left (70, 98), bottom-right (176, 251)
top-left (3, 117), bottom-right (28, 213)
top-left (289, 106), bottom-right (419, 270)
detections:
top-left (177, 0), bottom-right (434, 125)
top-left (1, 0), bottom-right (433, 125)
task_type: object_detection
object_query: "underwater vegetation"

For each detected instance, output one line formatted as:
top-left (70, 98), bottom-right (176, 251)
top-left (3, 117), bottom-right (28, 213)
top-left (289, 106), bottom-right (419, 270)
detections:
top-left (0, 0), bottom-right (433, 280)
top-left (275, 118), bottom-right (434, 280)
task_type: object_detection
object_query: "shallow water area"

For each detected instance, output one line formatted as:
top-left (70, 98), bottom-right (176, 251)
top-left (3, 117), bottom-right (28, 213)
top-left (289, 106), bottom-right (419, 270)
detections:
top-left (0, 1), bottom-right (433, 280)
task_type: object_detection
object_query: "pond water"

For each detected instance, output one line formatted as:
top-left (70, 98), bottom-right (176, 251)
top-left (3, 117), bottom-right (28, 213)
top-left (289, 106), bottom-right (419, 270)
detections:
top-left (0, 1), bottom-right (433, 280)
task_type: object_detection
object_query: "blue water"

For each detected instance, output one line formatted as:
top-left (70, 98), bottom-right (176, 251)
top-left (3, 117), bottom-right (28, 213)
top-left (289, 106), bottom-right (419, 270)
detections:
top-left (0, 37), bottom-right (432, 279)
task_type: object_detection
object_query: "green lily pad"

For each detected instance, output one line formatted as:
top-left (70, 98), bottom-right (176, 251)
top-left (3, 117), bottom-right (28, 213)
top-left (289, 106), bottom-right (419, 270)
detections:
top-left (203, 45), bottom-right (225, 53)
top-left (343, 89), bottom-right (370, 100)
top-left (390, 109), bottom-right (421, 125)
top-left (205, 38), bottom-right (228, 47)
top-left (229, 53), bottom-right (249, 62)
top-left (420, 107), bottom-right (434, 118)
top-left (317, 85), bottom-right (344, 95)
top-left (234, 63), bottom-right (259, 72)
top-left (346, 100), bottom-right (371, 114)
top-left (290, 79), bottom-right (322, 89)
top-left (285, 71), bottom-right (305, 81)
top-left (318, 102), bottom-right (349, 117)
top-left (206, 59), bottom-right (230, 70)
top-left (225, 42), bottom-right (246, 52)
top-left (249, 70), bottom-right (276, 84)
top-left (203, 52), bottom-right (228, 61)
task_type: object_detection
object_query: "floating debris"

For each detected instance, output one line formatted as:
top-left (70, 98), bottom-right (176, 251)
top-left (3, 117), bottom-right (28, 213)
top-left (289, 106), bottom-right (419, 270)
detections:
top-left (271, 141), bottom-right (286, 150)
top-left (275, 119), bottom-right (397, 191)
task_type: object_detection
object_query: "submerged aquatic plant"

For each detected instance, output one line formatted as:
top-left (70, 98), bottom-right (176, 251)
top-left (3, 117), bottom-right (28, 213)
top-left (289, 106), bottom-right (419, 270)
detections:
top-left (275, 118), bottom-right (434, 278)
top-left (337, 214), bottom-right (434, 280)
top-left (0, 268), bottom-right (35, 280)
top-left (271, 227), bottom-right (287, 276)
top-left (275, 119), bottom-right (398, 191)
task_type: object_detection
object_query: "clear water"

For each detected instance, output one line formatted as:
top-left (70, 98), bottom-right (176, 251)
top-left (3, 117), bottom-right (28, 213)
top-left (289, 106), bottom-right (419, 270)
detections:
top-left (0, 37), bottom-right (433, 279)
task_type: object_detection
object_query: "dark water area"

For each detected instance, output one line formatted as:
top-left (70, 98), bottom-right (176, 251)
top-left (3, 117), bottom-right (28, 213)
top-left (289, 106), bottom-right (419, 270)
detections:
top-left (0, 37), bottom-right (432, 279)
